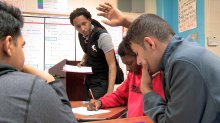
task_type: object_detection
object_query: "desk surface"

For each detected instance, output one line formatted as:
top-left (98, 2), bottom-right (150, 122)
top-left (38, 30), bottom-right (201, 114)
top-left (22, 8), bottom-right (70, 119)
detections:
top-left (84, 116), bottom-right (153, 123)
top-left (71, 101), bottom-right (127, 120)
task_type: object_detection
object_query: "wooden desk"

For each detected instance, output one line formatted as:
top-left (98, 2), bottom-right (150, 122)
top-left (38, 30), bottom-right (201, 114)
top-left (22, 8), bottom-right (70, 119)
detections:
top-left (71, 101), bottom-right (127, 122)
top-left (84, 116), bottom-right (153, 123)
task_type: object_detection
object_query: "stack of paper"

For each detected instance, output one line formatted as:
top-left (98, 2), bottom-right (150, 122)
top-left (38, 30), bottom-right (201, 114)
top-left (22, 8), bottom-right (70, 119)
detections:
top-left (63, 64), bottom-right (92, 74)
top-left (72, 106), bottom-right (110, 116)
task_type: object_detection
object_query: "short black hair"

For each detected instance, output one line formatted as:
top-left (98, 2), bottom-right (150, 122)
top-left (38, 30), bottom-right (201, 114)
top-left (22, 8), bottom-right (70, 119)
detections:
top-left (125, 14), bottom-right (175, 47)
top-left (0, 1), bottom-right (23, 44)
top-left (69, 7), bottom-right (91, 26)
top-left (118, 39), bottom-right (135, 57)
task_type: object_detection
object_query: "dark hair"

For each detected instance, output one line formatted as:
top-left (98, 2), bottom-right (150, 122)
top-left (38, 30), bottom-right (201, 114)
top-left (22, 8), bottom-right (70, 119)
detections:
top-left (69, 7), bottom-right (106, 30)
top-left (125, 14), bottom-right (175, 46)
top-left (118, 39), bottom-right (135, 57)
top-left (0, 1), bottom-right (23, 45)
top-left (69, 7), bottom-right (92, 26)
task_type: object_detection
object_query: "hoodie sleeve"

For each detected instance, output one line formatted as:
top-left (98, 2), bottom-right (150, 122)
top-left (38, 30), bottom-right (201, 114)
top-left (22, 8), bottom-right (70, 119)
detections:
top-left (99, 73), bottom-right (132, 108)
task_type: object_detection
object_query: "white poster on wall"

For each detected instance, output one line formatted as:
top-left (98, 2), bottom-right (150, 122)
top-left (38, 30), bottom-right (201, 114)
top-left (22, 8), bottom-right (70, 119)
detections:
top-left (178, 0), bottom-right (197, 32)
top-left (37, 0), bottom-right (68, 13)
top-left (45, 18), bottom-right (75, 71)
top-left (22, 17), bottom-right (45, 70)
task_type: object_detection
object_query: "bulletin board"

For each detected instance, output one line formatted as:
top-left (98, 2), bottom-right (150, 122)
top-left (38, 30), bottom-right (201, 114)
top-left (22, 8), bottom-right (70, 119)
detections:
top-left (22, 16), bottom-right (75, 71)
top-left (22, 16), bottom-right (123, 71)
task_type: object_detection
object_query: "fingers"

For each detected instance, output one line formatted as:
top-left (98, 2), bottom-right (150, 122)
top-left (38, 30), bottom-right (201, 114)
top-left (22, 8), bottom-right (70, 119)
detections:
top-left (141, 64), bottom-right (150, 79)
top-left (96, 7), bottom-right (110, 13)
top-left (97, 3), bottom-right (112, 13)
top-left (87, 103), bottom-right (97, 111)
top-left (97, 12), bottom-right (106, 17)
top-left (98, 3), bottom-right (112, 10)
top-left (141, 63), bottom-right (148, 72)
top-left (101, 20), bottom-right (113, 26)
top-left (140, 65), bottom-right (152, 94)
top-left (96, 5), bottom-right (108, 12)
top-left (87, 100), bottom-right (97, 111)
top-left (87, 99), bottom-right (100, 111)
top-left (104, 2), bottom-right (113, 8)
top-left (96, 6), bottom-right (106, 13)
top-left (76, 63), bottom-right (81, 67)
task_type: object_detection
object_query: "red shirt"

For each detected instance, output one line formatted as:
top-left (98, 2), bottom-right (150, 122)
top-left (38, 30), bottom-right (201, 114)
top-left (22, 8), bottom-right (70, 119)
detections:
top-left (99, 71), bottom-right (165, 118)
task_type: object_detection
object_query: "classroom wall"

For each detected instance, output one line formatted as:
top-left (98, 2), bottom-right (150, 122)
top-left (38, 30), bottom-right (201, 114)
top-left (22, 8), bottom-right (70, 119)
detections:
top-left (157, 0), bottom-right (220, 57)
top-left (205, 0), bottom-right (220, 57)
top-left (5, 0), bottom-right (156, 76)
top-left (157, 0), bottom-right (205, 46)
top-left (145, 0), bottom-right (156, 14)
top-left (22, 0), bottom-right (144, 20)
top-left (10, 0), bottom-right (155, 77)
top-left (13, 0), bottom-right (219, 75)
top-left (21, 0), bottom-right (157, 22)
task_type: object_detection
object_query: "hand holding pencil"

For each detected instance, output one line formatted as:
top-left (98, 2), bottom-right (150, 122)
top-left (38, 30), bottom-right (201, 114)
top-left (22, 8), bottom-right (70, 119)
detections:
top-left (87, 99), bottom-right (102, 111)
top-left (87, 89), bottom-right (102, 111)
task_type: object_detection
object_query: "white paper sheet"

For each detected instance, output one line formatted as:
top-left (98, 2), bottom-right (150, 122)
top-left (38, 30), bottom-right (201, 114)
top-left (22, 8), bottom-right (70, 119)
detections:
top-left (63, 64), bottom-right (92, 74)
top-left (72, 106), bottom-right (110, 116)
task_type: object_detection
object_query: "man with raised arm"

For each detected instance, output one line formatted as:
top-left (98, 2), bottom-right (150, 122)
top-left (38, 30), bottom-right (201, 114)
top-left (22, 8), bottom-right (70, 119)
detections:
top-left (97, 2), bottom-right (220, 123)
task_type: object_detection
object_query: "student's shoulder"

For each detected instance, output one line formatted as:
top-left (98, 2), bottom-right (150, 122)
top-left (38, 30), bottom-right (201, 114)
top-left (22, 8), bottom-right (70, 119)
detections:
top-left (1, 71), bottom-right (51, 98)
top-left (14, 71), bottom-right (46, 84)
top-left (9, 71), bottom-right (50, 91)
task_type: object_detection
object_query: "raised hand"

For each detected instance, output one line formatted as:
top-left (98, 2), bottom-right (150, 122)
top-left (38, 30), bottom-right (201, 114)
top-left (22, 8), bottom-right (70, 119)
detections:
top-left (96, 2), bottom-right (132, 28)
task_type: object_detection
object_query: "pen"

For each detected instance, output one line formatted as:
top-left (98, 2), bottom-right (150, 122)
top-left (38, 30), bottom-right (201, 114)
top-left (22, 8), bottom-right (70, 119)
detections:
top-left (89, 89), bottom-right (95, 99)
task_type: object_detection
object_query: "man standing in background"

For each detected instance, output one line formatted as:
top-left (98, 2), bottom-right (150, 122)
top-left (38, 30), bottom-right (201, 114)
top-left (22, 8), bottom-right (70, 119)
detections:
top-left (69, 7), bottom-right (123, 99)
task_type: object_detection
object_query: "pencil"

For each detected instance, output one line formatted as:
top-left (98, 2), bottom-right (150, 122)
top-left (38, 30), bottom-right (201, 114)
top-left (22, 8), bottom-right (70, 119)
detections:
top-left (89, 89), bottom-right (95, 99)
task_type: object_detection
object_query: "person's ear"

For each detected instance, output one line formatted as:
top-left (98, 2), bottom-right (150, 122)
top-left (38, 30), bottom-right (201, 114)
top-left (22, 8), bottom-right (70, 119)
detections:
top-left (143, 37), bottom-right (156, 49)
top-left (2, 36), bottom-right (14, 56)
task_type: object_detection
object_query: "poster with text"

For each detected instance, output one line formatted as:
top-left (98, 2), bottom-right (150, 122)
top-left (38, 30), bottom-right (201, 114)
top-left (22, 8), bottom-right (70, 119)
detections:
top-left (45, 18), bottom-right (75, 71)
top-left (22, 17), bottom-right (45, 70)
top-left (37, 0), bottom-right (68, 13)
top-left (178, 0), bottom-right (197, 32)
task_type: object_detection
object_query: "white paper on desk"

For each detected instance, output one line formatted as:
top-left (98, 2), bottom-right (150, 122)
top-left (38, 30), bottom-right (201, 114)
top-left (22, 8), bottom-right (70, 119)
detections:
top-left (72, 107), bottom-right (110, 116)
top-left (63, 64), bottom-right (92, 74)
